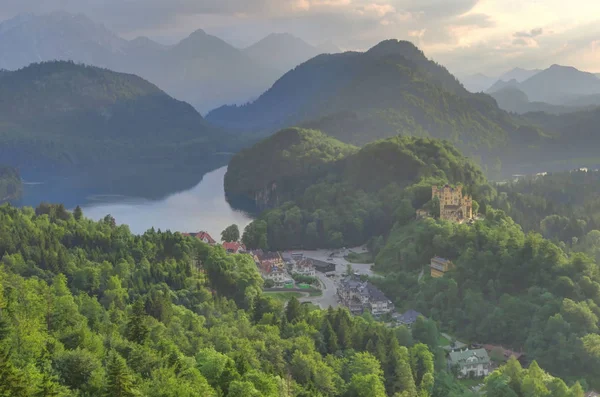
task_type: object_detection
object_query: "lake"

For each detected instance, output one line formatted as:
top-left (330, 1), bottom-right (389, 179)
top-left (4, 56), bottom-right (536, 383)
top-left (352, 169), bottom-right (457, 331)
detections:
top-left (76, 166), bottom-right (254, 237)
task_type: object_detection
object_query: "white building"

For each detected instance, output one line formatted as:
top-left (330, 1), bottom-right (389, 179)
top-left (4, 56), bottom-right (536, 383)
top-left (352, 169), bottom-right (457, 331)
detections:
top-left (292, 258), bottom-right (316, 277)
top-left (448, 349), bottom-right (491, 378)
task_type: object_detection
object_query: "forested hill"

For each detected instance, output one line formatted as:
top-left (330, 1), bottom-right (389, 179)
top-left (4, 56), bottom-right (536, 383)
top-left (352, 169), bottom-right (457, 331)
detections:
top-left (0, 166), bottom-right (22, 202)
top-left (0, 203), bottom-right (484, 397)
top-left (230, 131), bottom-right (490, 249)
top-left (207, 40), bottom-right (543, 167)
top-left (0, 61), bottom-right (238, 198)
top-left (225, 128), bottom-right (358, 209)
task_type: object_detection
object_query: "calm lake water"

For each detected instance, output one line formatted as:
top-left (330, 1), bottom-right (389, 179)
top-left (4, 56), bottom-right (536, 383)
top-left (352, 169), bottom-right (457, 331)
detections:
top-left (78, 166), bottom-right (254, 236)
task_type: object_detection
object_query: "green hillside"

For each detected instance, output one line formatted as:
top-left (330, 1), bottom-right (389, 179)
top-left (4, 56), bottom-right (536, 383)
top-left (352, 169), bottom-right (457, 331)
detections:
top-left (0, 203), bottom-right (478, 397)
top-left (0, 166), bottom-right (22, 202)
top-left (229, 131), bottom-right (490, 249)
top-left (225, 128), bottom-right (357, 208)
top-left (0, 61), bottom-right (238, 198)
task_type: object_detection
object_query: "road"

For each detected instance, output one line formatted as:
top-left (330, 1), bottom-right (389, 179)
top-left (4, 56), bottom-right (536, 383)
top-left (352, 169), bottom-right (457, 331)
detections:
top-left (297, 246), bottom-right (376, 309)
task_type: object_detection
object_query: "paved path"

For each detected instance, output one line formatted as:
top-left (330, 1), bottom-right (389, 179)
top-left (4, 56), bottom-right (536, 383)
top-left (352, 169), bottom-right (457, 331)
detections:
top-left (299, 270), bottom-right (340, 309)
top-left (297, 246), bottom-right (376, 309)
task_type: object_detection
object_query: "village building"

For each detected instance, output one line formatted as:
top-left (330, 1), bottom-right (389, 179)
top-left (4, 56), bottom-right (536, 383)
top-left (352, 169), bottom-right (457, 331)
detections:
top-left (263, 267), bottom-right (293, 286)
top-left (430, 256), bottom-right (455, 278)
top-left (251, 251), bottom-right (292, 286)
top-left (338, 276), bottom-right (393, 315)
top-left (394, 309), bottom-right (423, 327)
top-left (292, 258), bottom-right (316, 277)
top-left (432, 185), bottom-right (474, 223)
top-left (311, 259), bottom-right (337, 273)
top-left (448, 348), bottom-right (491, 378)
top-left (182, 231), bottom-right (216, 245)
top-left (222, 241), bottom-right (246, 254)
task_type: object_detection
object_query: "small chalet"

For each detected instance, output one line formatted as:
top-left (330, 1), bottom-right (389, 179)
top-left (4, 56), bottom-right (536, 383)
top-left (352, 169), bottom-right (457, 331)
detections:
top-left (183, 231), bottom-right (216, 245)
top-left (430, 256), bottom-right (454, 278)
top-left (448, 348), bottom-right (491, 378)
top-left (222, 241), bottom-right (246, 254)
top-left (292, 258), bottom-right (316, 277)
top-left (395, 310), bottom-right (423, 327)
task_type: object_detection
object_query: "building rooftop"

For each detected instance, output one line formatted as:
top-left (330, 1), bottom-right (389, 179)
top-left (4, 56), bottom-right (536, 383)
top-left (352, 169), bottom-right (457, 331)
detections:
top-left (449, 349), bottom-right (490, 366)
top-left (257, 251), bottom-right (282, 261)
top-left (396, 309), bottom-right (423, 324)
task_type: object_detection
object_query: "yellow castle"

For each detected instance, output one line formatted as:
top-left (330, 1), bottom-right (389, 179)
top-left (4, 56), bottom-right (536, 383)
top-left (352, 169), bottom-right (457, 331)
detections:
top-left (432, 184), bottom-right (473, 223)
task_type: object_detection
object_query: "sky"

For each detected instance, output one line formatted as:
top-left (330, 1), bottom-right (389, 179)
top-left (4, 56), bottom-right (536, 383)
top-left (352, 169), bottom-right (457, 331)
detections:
top-left (1, 0), bottom-right (600, 76)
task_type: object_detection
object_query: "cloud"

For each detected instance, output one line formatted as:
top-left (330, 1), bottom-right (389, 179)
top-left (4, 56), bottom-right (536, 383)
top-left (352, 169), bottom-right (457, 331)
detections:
top-left (514, 27), bottom-right (544, 38)
top-left (2, 0), bottom-right (600, 75)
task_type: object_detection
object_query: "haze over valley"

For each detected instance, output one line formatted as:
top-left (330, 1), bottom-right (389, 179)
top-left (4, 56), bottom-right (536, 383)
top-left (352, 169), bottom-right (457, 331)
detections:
top-left (3, 2), bottom-right (600, 396)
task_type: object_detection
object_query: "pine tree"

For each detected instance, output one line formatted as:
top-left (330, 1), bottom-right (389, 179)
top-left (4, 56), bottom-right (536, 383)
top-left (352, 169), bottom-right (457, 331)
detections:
top-left (73, 206), bottom-right (83, 221)
top-left (105, 351), bottom-right (138, 397)
top-left (285, 297), bottom-right (302, 323)
top-left (322, 321), bottom-right (339, 354)
top-left (386, 340), bottom-right (417, 397)
top-left (126, 299), bottom-right (148, 344)
top-left (0, 346), bottom-right (28, 397)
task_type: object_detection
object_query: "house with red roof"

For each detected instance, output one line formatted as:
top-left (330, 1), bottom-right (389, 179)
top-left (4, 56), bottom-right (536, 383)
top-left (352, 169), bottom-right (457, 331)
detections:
top-left (222, 241), bottom-right (246, 254)
top-left (182, 231), bottom-right (216, 245)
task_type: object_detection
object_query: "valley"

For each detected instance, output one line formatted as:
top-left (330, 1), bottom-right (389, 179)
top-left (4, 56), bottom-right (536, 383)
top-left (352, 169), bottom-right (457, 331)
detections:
top-left (2, 7), bottom-right (600, 395)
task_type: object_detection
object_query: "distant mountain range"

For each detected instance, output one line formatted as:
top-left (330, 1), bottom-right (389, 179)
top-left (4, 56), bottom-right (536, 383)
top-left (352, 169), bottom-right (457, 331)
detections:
top-left (486, 65), bottom-right (600, 114)
top-left (460, 67), bottom-right (541, 92)
top-left (206, 39), bottom-right (536, 160)
top-left (0, 12), bottom-right (339, 113)
top-left (0, 61), bottom-right (241, 200)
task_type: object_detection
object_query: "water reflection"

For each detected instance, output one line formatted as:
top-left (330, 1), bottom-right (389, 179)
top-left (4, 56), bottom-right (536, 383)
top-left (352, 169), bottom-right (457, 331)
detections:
top-left (81, 166), bottom-right (254, 236)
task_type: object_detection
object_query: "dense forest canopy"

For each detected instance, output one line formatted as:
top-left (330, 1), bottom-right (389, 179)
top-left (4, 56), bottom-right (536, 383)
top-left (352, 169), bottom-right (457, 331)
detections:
top-left (231, 132), bottom-right (490, 250)
top-left (0, 203), bottom-right (487, 397)
top-left (0, 166), bottom-right (22, 202)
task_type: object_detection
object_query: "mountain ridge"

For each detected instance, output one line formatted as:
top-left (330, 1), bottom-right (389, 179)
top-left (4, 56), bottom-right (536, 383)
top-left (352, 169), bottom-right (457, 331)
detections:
top-left (0, 12), bottom-right (339, 113)
top-left (0, 60), bottom-right (239, 201)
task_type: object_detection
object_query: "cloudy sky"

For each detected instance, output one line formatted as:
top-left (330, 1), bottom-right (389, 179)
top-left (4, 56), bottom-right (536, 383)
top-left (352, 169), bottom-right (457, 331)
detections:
top-left (1, 0), bottom-right (600, 76)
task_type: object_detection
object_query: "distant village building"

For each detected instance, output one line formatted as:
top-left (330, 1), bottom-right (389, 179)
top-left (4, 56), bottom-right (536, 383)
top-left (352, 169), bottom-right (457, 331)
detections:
top-left (252, 251), bottom-right (292, 286)
top-left (292, 258), bottom-right (316, 277)
top-left (430, 256), bottom-right (455, 278)
top-left (311, 259), bottom-right (336, 273)
top-left (394, 310), bottom-right (423, 327)
top-left (432, 185), bottom-right (473, 223)
top-left (338, 276), bottom-right (393, 315)
top-left (183, 231), bottom-right (216, 245)
top-left (448, 348), bottom-right (491, 378)
top-left (222, 241), bottom-right (246, 254)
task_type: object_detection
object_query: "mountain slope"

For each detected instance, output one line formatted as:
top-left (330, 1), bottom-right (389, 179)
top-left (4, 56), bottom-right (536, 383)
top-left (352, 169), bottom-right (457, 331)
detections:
top-left (486, 78), bottom-right (520, 93)
top-left (207, 40), bottom-right (538, 163)
top-left (243, 33), bottom-right (326, 74)
top-left (0, 61), bottom-right (235, 198)
top-left (499, 67), bottom-right (541, 82)
top-left (459, 73), bottom-right (496, 92)
top-left (0, 12), bottom-right (125, 71)
top-left (519, 64), bottom-right (600, 104)
top-left (225, 128), bottom-right (357, 208)
top-left (0, 12), bottom-right (325, 113)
